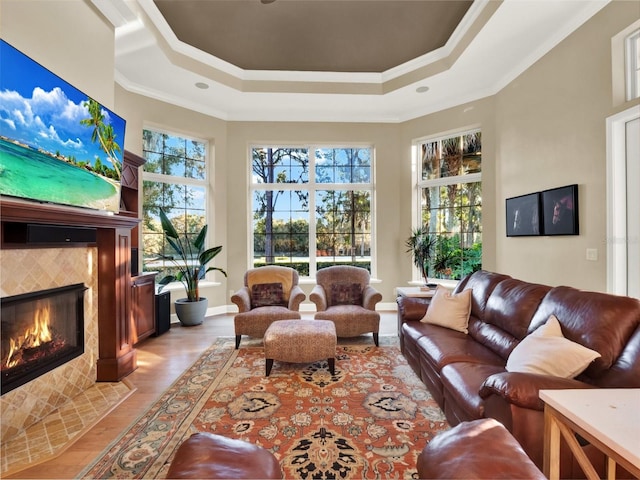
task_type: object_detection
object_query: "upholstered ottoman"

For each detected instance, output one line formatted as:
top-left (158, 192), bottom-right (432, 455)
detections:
top-left (264, 319), bottom-right (337, 376)
top-left (416, 418), bottom-right (545, 479)
top-left (165, 432), bottom-right (282, 479)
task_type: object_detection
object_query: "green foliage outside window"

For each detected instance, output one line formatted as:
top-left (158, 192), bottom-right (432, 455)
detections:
top-left (417, 131), bottom-right (482, 281)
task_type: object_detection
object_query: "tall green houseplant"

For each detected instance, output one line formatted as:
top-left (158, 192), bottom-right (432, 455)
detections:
top-left (156, 208), bottom-right (226, 325)
top-left (405, 226), bottom-right (436, 284)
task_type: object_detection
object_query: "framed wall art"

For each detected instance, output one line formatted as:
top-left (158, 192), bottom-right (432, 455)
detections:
top-left (540, 184), bottom-right (579, 236)
top-left (506, 192), bottom-right (541, 236)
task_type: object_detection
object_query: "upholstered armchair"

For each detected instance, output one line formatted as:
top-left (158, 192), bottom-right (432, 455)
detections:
top-left (310, 265), bottom-right (382, 346)
top-left (231, 266), bottom-right (306, 349)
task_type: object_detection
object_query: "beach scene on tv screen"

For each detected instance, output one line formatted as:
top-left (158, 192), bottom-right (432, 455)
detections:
top-left (0, 40), bottom-right (126, 213)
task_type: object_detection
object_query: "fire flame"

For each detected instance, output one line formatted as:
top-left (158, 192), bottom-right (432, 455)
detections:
top-left (5, 302), bottom-right (53, 368)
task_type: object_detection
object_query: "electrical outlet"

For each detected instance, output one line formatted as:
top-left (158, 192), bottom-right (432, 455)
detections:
top-left (586, 248), bottom-right (598, 261)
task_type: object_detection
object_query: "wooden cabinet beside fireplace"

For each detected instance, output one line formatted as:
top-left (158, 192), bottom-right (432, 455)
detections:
top-left (131, 273), bottom-right (156, 344)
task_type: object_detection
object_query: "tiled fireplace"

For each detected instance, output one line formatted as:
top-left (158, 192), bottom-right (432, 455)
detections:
top-left (0, 247), bottom-right (98, 442)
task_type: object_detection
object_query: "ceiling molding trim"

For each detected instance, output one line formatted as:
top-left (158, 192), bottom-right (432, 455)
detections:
top-left (91, 0), bottom-right (138, 28)
top-left (124, 0), bottom-right (487, 95)
top-left (114, 70), bottom-right (232, 121)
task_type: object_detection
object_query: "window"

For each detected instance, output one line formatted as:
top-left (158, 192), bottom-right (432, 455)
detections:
top-left (626, 29), bottom-right (640, 100)
top-left (141, 129), bottom-right (208, 278)
top-left (251, 146), bottom-right (374, 277)
top-left (413, 130), bottom-right (482, 280)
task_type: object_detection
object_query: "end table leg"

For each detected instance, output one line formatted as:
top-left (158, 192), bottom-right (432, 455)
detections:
top-left (544, 406), bottom-right (561, 480)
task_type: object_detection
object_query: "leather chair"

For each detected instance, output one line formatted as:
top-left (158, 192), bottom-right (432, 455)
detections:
top-left (416, 419), bottom-right (545, 479)
top-left (231, 266), bottom-right (305, 349)
top-left (310, 265), bottom-right (382, 345)
top-left (166, 432), bottom-right (282, 479)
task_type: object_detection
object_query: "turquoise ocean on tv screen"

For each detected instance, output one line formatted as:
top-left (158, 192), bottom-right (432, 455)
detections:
top-left (0, 138), bottom-right (120, 212)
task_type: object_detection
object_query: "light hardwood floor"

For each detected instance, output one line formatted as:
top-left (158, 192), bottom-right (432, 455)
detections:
top-left (7, 311), bottom-right (398, 479)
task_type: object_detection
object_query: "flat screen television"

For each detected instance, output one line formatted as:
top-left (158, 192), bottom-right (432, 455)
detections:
top-left (0, 39), bottom-right (126, 213)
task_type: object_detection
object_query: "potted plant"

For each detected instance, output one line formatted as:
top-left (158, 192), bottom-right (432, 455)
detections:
top-left (405, 226), bottom-right (436, 285)
top-left (156, 208), bottom-right (226, 326)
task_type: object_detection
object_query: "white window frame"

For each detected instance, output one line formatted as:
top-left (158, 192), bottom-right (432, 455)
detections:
top-left (606, 105), bottom-right (640, 296)
top-left (625, 28), bottom-right (640, 101)
top-left (141, 126), bottom-right (211, 283)
top-left (411, 127), bottom-right (482, 283)
top-left (249, 144), bottom-right (376, 279)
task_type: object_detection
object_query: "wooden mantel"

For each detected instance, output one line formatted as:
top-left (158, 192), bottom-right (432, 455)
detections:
top-left (1, 151), bottom-right (145, 381)
top-left (0, 198), bottom-right (139, 229)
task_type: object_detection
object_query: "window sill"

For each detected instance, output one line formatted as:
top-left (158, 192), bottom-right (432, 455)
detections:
top-left (407, 279), bottom-right (459, 289)
top-left (156, 281), bottom-right (222, 295)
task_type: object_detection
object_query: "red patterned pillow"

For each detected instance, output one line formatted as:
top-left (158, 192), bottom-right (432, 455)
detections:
top-left (251, 282), bottom-right (286, 308)
top-left (330, 282), bottom-right (363, 306)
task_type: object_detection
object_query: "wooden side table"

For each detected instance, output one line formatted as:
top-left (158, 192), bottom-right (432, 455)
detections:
top-left (540, 388), bottom-right (640, 480)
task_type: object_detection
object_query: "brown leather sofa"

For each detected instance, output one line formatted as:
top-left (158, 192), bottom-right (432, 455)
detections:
top-left (398, 270), bottom-right (640, 478)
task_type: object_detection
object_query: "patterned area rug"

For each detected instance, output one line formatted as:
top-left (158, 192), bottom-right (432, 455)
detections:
top-left (79, 336), bottom-right (448, 479)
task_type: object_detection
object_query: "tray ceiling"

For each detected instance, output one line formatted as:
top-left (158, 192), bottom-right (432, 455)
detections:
top-left (92, 0), bottom-right (610, 122)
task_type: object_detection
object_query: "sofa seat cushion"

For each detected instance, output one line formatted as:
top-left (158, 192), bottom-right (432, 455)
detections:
top-left (417, 326), bottom-right (505, 371)
top-left (440, 362), bottom-right (506, 419)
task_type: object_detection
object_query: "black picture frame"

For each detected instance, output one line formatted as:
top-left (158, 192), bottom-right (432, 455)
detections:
top-left (506, 192), bottom-right (541, 237)
top-left (540, 184), bottom-right (579, 236)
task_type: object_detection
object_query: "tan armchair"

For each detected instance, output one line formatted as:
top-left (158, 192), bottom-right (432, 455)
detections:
top-left (231, 266), bottom-right (306, 349)
top-left (310, 265), bottom-right (382, 346)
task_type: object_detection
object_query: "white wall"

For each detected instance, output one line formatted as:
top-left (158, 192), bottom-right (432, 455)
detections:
top-left (493, 0), bottom-right (640, 290)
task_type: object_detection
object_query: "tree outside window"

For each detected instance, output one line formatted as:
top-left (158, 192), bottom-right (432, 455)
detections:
top-left (252, 146), bottom-right (374, 277)
top-left (416, 131), bottom-right (482, 280)
top-left (142, 129), bottom-right (208, 279)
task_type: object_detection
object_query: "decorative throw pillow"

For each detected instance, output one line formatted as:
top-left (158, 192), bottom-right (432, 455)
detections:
top-left (330, 282), bottom-right (363, 306)
top-left (251, 282), bottom-right (285, 308)
top-left (420, 286), bottom-right (472, 334)
top-left (506, 315), bottom-right (601, 378)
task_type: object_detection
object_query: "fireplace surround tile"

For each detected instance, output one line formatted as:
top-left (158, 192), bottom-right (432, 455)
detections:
top-left (0, 247), bottom-right (98, 443)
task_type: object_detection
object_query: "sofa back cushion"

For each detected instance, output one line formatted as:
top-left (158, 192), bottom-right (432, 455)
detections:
top-left (454, 270), bottom-right (511, 320)
top-left (530, 286), bottom-right (640, 384)
top-left (469, 279), bottom-right (552, 360)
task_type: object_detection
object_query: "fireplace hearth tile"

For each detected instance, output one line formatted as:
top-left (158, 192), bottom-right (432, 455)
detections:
top-left (1, 380), bottom-right (134, 476)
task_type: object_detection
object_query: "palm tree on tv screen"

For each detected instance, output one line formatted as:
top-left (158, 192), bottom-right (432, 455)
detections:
top-left (80, 98), bottom-right (122, 177)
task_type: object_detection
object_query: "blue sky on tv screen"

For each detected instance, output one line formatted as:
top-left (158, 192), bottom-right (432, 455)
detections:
top-left (0, 40), bottom-right (126, 169)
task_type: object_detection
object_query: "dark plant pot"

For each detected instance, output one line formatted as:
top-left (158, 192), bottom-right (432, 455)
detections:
top-left (174, 297), bottom-right (208, 326)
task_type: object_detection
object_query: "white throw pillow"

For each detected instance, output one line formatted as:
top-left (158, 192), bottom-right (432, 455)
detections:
top-left (506, 315), bottom-right (601, 378)
top-left (420, 286), bottom-right (472, 334)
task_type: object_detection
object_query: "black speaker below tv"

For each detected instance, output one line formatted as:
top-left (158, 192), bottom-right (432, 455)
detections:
top-left (3, 222), bottom-right (97, 245)
top-left (154, 290), bottom-right (171, 337)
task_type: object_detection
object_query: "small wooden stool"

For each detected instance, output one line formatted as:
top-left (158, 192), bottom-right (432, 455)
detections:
top-left (264, 319), bottom-right (337, 376)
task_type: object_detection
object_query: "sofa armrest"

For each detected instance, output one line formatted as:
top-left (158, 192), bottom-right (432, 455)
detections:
top-left (231, 287), bottom-right (251, 312)
top-left (310, 285), bottom-right (327, 311)
top-left (288, 285), bottom-right (306, 311)
top-left (480, 372), bottom-right (596, 410)
top-left (363, 285), bottom-right (382, 311)
top-left (396, 295), bottom-right (429, 322)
